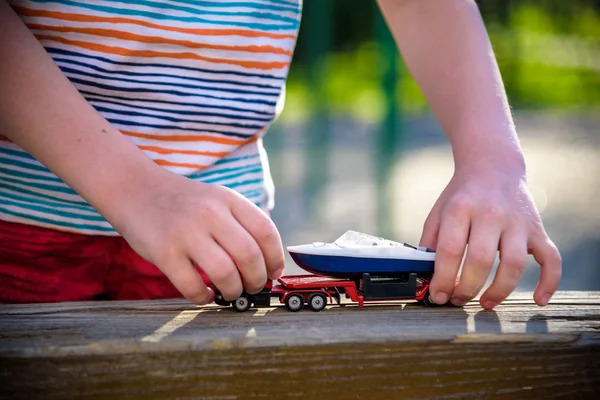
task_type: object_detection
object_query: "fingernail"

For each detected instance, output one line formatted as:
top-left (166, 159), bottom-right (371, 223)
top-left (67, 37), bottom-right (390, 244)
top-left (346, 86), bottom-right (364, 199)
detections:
top-left (434, 292), bottom-right (448, 304)
top-left (482, 301), bottom-right (498, 310)
top-left (541, 293), bottom-right (552, 306)
top-left (271, 265), bottom-right (284, 280)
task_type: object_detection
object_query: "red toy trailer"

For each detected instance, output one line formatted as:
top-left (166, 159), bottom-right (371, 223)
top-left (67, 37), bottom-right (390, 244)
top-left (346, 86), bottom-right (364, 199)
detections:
top-left (213, 272), bottom-right (444, 312)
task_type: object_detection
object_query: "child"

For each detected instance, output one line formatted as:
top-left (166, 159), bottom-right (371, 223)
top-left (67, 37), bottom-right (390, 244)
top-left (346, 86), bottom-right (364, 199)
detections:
top-left (0, 0), bottom-right (561, 309)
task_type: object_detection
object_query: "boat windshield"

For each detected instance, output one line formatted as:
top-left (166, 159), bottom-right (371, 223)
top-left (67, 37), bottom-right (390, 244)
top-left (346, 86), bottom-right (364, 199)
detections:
top-left (333, 230), bottom-right (401, 247)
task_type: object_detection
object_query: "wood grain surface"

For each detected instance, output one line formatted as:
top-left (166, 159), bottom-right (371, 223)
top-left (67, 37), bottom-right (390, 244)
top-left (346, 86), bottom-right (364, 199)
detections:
top-left (1, 291), bottom-right (599, 399)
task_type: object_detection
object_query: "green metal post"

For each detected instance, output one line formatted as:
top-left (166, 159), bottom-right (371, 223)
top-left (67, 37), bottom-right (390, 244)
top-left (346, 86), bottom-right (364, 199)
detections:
top-left (303, 0), bottom-right (332, 218)
top-left (374, 5), bottom-right (402, 239)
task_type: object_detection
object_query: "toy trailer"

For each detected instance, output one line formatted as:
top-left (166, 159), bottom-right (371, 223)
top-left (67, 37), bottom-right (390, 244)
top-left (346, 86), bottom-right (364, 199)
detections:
top-left (214, 272), bottom-right (442, 312)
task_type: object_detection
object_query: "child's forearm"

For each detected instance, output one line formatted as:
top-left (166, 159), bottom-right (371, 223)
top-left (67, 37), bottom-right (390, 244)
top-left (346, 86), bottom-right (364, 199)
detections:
top-left (377, 0), bottom-right (525, 172)
top-left (0, 2), bottom-right (164, 223)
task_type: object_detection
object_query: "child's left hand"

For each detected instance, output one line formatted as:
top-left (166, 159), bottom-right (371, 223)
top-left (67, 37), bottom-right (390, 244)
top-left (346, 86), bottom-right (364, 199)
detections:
top-left (419, 157), bottom-right (562, 309)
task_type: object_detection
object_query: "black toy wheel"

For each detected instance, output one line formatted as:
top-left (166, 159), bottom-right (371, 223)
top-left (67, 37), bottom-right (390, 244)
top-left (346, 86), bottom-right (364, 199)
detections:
top-left (422, 290), bottom-right (440, 307)
top-left (214, 295), bottom-right (231, 307)
top-left (285, 293), bottom-right (304, 312)
top-left (232, 294), bottom-right (251, 312)
top-left (422, 290), bottom-right (453, 307)
top-left (308, 293), bottom-right (327, 312)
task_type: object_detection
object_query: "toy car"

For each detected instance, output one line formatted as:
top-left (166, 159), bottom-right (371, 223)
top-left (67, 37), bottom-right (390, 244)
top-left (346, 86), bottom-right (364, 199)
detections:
top-left (212, 231), bottom-right (451, 312)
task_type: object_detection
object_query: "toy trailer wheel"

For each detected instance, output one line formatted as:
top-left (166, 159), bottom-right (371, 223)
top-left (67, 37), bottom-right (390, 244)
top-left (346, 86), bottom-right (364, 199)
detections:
top-left (233, 294), bottom-right (251, 312)
top-left (422, 290), bottom-right (452, 307)
top-left (214, 296), bottom-right (231, 307)
top-left (308, 293), bottom-right (327, 312)
top-left (422, 290), bottom-right (439, 307)
top-left (284, 293), bottom-right (304, 312)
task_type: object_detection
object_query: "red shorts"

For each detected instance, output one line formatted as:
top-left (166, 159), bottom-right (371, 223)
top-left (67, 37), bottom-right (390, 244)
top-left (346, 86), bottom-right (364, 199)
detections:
top-left (0, 219), bottom-right (192, 304)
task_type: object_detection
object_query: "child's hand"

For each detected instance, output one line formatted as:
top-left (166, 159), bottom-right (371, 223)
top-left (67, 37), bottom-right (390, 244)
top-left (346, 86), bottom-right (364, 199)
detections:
top-left (112, 172), bottom-right (285, 305)
top-left (419, 158), bottom-right (562, 309)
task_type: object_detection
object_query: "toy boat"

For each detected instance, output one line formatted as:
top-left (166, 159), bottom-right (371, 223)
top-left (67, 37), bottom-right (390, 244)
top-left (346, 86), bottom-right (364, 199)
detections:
top-left (286, 230), bottom-right (436, 278)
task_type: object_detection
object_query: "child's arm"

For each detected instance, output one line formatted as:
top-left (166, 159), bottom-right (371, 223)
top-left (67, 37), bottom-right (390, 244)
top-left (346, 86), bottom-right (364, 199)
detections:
top-left (0, 1), bottom-right (284, 303)
top-left (377, 0), bottom-right (561, 308)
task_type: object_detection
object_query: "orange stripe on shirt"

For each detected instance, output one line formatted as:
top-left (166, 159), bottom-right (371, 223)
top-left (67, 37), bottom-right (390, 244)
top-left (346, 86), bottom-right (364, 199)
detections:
top-left (138, 145), bottom-right (228, 157)
top-left (35, 34), bottom-right (290, 70)
top-left (154, 159), bottom-right (207, 169)
top-left (14, 6), bottom-right (297, 40)
top-left (121, 130), bottom-right (246, 145)
top-left (27, 24), bottom-right (293, 56)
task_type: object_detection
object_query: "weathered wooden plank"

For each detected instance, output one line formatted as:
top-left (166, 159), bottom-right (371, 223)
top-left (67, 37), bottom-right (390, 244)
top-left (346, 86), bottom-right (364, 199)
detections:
top-left (0, 291), bottom-right (599, 399)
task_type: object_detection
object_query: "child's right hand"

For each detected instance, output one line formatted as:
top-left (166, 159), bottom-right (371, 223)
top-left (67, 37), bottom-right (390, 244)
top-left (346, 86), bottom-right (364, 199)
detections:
top-left (110, 171), bottom-right (286, 305)
top-left (0, 1), bottom-right (284, 305)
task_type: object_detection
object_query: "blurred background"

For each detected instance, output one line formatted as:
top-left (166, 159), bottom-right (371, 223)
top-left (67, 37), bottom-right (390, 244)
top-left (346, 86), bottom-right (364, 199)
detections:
top-left (265, 0), bottom-right (600, 290)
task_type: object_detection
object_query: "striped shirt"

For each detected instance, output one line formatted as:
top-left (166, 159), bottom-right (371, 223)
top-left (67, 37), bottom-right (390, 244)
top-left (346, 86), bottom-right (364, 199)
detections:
top-left (1, 0), bottom-right (301, 235)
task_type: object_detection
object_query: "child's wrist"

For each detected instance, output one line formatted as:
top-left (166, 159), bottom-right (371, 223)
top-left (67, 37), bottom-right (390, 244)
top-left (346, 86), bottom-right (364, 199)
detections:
top-left (92, 161), bottom-right (170, 228)
top-left (450, 128), bottom-right (527, 178)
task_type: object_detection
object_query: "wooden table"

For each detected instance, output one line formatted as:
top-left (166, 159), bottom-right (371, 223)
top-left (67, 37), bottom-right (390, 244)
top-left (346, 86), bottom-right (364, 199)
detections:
top-left (1, 291), bottom-right (599, 399)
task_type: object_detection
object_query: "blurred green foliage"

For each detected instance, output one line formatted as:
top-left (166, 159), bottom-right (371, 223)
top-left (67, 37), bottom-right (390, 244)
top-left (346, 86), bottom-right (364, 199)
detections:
top-left (280, 0), bottom-right (600, 122)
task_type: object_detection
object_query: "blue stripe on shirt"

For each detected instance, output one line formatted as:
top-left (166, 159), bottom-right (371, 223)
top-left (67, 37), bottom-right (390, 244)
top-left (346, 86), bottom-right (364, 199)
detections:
top-left (46, 48), bottom-right (286, 82)
top-left (101, 0), bottom-right (299, 23)
top-left (158, 0), bottom-right (300, 13)
top-left (80, 91), bottom-right (274, 117)
top-left (93, 105), bottom-right (265, 131)
top-left (0, 205), bottom-right (114, 232)
top-left (53, 57), bottom-right (283, 91)
top-left (0, 197), bottom-right (105, 222)
top-left (105, 117), bottom-right (255, 139)
top-left (68, 77), bottom-right (278, 107)
top-left (87, 98), bottom-right (273, 123)
top-left (58, 66), bottom-right (281, 97)
top-left (31, 0), bottom-right (298, 30)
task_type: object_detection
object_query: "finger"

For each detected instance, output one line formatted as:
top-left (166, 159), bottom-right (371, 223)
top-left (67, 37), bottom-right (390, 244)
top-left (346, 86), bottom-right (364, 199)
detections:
top-left (451, 217), bottom-right (501, 306)
top-left (419, 210), bottom-right (440, 249)
top-left (530, 235), bottom-right (562, 306)
top-left (479, 228), bottom-right (528, 309)
top-left (419, 189), bottom-right (448, 248)
top-left (213, 213), bottom-right (267, 294)
top-left (159, 258), bottom-right (214, 305)
top-left (230, 195), bottom-right (285, 279)
top-left (429, 198), bottom-right (471, 304)
top-left (189, 238), bottom-right (244, 301)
